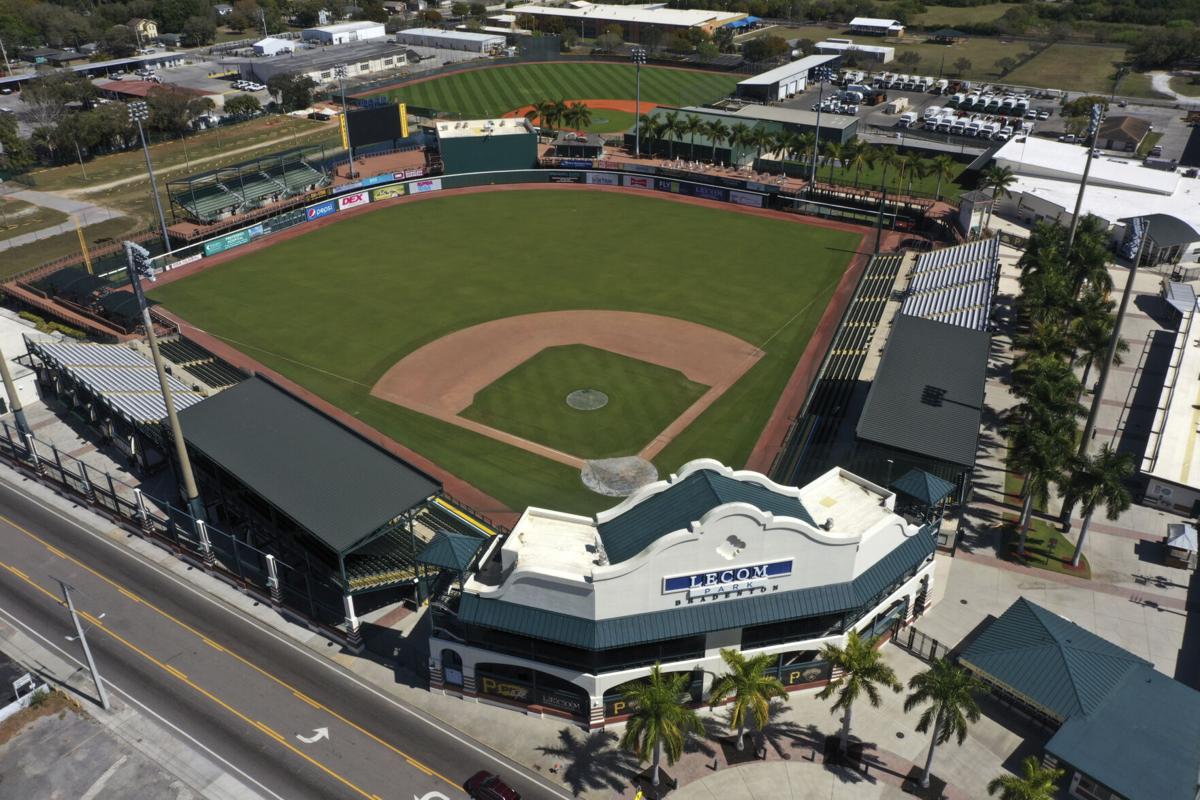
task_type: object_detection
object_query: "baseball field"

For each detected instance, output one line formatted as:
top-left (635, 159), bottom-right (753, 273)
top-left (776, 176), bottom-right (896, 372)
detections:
top-left (149, 189), bottom-right (860, 514)
top-left (370, 63), bottom-right (739, 119)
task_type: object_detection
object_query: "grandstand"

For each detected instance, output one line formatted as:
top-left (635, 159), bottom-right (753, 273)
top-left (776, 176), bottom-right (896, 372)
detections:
top-left (166, 145), bottom-right (332, 224)
top-left (158, 336), bottom-right (248, 390)
top-left (899, 237), bottom-right (1000, 331)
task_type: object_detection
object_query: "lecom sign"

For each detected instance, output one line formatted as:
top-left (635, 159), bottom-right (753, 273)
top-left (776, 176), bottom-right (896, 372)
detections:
top-left (338, 191), bottom-right (371, 210)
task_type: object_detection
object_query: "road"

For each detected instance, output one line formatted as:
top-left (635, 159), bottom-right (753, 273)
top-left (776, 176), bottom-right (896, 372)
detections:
top-left (0, 474), bottom-right (568, 800)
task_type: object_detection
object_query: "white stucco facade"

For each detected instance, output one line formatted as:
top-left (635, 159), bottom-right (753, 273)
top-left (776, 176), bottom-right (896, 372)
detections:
top-left (428, 460), bottom-right (938, 726)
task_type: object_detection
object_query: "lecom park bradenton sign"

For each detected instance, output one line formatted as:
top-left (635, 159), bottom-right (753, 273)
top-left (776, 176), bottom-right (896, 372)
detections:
top-left (663, 560), bottom-right (792, 599)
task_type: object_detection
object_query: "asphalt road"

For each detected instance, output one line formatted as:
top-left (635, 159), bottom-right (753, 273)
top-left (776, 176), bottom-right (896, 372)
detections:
top-left (0, 473), bottom-right (568, 800)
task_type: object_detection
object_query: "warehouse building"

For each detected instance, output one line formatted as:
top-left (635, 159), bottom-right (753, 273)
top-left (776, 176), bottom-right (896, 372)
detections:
top-left (814, 38), bottom-right (895, 64)
top-left (848, 17), bottom-right (904, 36)
top-left (392, 28), bottom-right (505, 53)
top-left (960, 598), bottom-right (1200, 800)
top-left (232, 40), bottom-right (408, 85)
top-left (730, 104), bottom-right (859, 144)
top-left (301, 21), bottom-right (387, 44)
top-left (427, 459), bottom-right (938, 726)
top-left (512, 2), bottom-right (745, 42)
top-left (735, 54), bottom-right (840, 103)
top-left (253, 37), bottom-right (296, 56)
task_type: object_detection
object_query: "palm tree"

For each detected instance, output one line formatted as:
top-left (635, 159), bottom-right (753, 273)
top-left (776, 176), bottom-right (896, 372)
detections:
top-left (729, 121), bottom-right (753, 166)
top-left (662, 110), bottom-right (681, 158)
top-left (980, 164), bottom-right (1017, 233)
top-left (617, 665), bottom-right (704, 787)
top-left (636, 113), bottom-right (654, 155)
top-left (1011, 355), bottom-right (1084, 415)
top-left (900, 152), bottom-right (926, 197)
top-left (987, 755), bottom-right (1064, 800)
top-left (1009, 422), bottom-right (1073, 558)
top-left (646, 117), bottom-right (668, 155)
top-left (1060, 444), bottom-right (1133, 567)
top-left (1066, 215), bottom-right (1114, 298)
top-left (816, 629), bottom-right (901, 753)
top-left (707, 648), bottom-right (788, 751)
top-left (1072, 308), bottom-right (1128, 394)
top-left (929, 154), bottom-right (957, 200)
top-left (707, 120), bottom-right (731, 165)
top-left (1014, 320), bottom-right (1075, 365)
top-left (846, 140), bottom-right (875, 188)
top-left (748, 126), bottom-right (776, 170)
top-left (683, 114), bottom-right (704, 160)
top-left (822, 140), bottom-right (843, 184)
top-left (903, 659), bottom-right (985, 789)
top-left (549, 98), bottom-right (569, 131)
top-left (564, 101), bottom-right (591, 131)
top-left (524, 100), bottom-right (556, 132)
top-left (795, 131), bottom-right (816, 166)
top-left (877, 147), bottom-right (903, 193)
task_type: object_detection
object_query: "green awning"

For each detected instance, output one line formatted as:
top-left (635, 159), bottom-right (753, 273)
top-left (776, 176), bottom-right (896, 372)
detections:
top-left (891, 468), bottom-right (957, 505)
top-left (417, 531), bottom-right (485, 572)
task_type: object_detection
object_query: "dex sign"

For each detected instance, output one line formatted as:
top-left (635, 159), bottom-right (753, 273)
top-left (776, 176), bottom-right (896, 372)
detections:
top-left (663, 560), bottom-right (792, 599)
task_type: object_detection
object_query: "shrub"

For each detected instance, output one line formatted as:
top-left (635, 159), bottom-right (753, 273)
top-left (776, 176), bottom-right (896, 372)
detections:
top-left (18, 311), bottom-right (45, 326)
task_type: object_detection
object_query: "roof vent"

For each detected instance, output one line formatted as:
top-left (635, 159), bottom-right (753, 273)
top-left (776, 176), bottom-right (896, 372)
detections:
top-left (821, 517), bottom-right (834, 531)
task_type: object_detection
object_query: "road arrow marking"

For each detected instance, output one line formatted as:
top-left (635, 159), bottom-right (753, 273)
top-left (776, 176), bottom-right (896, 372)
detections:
top-left (296, 727), bottom-right (329, 744)
top-left (414, 792), bottom-right (451, 800)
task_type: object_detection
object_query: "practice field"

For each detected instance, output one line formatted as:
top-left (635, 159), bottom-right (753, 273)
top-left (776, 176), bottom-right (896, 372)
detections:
top-left (461, 345), bottom-right (708, 459)
top-left (149, 190), bottom-right (859, 514)
top-left (370, 63), bottom-right (738, 119)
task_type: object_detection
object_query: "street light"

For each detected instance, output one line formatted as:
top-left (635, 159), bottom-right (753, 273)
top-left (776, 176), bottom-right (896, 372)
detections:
top-left (632, 47), bottom-right (646, 158)
top-left (808, 65), bottom-right (834, 195)
top-left (128, 101), bottom-right (171, 256)
top-left (57, 580), bottom-right (110, 711)
top-left (123, 242), bottom-right (208, 543)
top-left (334, 64), bottom-right (356, 179)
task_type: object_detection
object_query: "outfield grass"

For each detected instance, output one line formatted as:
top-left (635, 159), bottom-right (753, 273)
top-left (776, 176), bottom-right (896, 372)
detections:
top-left (374, 63), bottom-right (739, 118)
top-left (462, 344), bottom-right (708, 458)
top-left (149, 190), bottom-right (858, 514)
top-left (0, 198), bottom-right (68, 243)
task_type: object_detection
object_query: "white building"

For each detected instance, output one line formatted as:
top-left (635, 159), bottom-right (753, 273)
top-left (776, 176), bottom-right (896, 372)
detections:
top-left (735, 54), bottom-right (839, 102)
top-left (428, 459), bottom-right (938, 726)
top-left (253, 37), bottom-right (295, 56)
top-left (814, 38), bottom-right (895, 63)
top-left (233, 40), bottom-right (406, 85)
top-left (392, 27), bottom-right (505, 53)
top-left (848, 16), bottom-right (904, 36)
top-left (511, 2), bottom-right (744, 40)
top-left (301, 21), bottom-right (387, 45)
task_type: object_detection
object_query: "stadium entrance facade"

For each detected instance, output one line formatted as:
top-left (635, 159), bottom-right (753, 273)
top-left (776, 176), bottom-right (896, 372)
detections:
top-left (428, 459), bottom-right (937, 726)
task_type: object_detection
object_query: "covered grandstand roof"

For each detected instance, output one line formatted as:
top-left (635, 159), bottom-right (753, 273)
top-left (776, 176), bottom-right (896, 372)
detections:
top-left (25, 338), bottom-right (206, 423)
top-left (900, 237), bottom-right (999, 331)
top-left (167, 144), bottom-right (330, 223)
top-left (176, 377), bottom-right (441, 554)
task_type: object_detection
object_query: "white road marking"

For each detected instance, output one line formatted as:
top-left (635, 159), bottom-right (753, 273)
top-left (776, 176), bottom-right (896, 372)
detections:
top-left (79, 755), bottom-right (128, 800)
top-left (296, 727), bottom-right (329, 744)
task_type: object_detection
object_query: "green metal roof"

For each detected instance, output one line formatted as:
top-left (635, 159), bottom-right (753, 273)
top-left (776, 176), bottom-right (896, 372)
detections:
top-left (959, 597), bottom-right (1150, 721)
top-left (1047, 665), bottom-right (1200, 800)
top-left (417, 531), bottom-right (485, 572)
top-left (891, 468), bottom-right (957, 505)
top-left (459, 526), bottom-right (934, 650)
top-left (597, 469), bottom-right (818, 564)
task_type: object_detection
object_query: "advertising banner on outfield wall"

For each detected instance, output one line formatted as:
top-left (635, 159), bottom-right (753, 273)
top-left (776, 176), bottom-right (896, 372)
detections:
top-left (338, 191), bottom-right (371, 210)
top-left (653, 179), bottom-right (729, 203)
top-left (203, 227), bottom-right (258, 256)
top-left (410, 178), bottom-right (442, 194)
top-left (305, 199), bottom-right (338, 221)
top-left (548, 172), bottom-right (583, 183)
top-left (729, 189), bottom-right (765, 208)
top-left (372, 184), bottom-right (406, 201)
top-left (261, 209), bottom-right (306, 235)
top-left (623, 175), bottom-right (654, 190)
top-left (394, 168), bottom-right (425, 180)
top-left (585, 172), bottom-right (619, 186)
top-left (558, 159), bottom-right (593, 169)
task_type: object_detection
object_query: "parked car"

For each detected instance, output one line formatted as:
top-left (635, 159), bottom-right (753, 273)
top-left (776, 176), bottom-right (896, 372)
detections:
top-left (1151, 144), bottom-right (1164, 157)
top-left (464, 771), bottom-right (520, 800)
top-left (1037, 109), bottom-right (1051, 120)
top-left (0, 87), bottom-right (11, 95)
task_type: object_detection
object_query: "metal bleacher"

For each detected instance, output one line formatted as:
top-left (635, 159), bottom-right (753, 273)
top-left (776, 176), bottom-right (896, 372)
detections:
top-left (158, 336), bottom-right (247, 389)
top-left (171, 151), bottom-right (331, 224)
top-left (899, 237), bottom-right (1000, 331)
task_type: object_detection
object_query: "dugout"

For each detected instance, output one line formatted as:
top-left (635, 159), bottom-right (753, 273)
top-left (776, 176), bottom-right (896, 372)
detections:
top-left (174, 377), bottom-right (492, 644)
top-left (435, 118), bottom-right (538, 174)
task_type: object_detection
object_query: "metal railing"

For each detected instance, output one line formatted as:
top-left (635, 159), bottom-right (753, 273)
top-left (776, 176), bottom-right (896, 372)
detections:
top-left (890, 621), bottom-right (951, 663)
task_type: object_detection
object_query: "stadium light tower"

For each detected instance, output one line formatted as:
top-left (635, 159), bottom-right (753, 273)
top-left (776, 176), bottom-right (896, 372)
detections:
top-left (123, 242), bottom-right (207, 536)
top-left (128, 101), bottom-right (171, 256)
top-left (1065, 103), bottom-right (1104, 253)
top-left (334, 64), bottom-right (356, 179)
top-left (808, 65), bottom-right (834, 195)
top-left (632, 47), bottom-right (647, 158)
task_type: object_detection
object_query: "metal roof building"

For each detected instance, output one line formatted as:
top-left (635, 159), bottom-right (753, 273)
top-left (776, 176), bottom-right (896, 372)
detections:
top-left (735, 54), bottom-right (840, 102)
top-left (428, 459), bottom-right (938, 725)
top-left (393, 28), bottom-right (505, 53)
top-left (960, 597), bottom-right (1200, 800)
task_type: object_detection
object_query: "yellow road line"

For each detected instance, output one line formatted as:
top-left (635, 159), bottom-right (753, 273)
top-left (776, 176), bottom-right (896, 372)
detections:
top-left (0, 511), bottom-right (460, 791)
top-left (45, 544), bottom-right (67, 559)
top-left (202, 637), bottom-right (226, 652)
top-left (118, 587), bottom-right (141, 603)
top-left (0, 560), bottom-right (380, 800)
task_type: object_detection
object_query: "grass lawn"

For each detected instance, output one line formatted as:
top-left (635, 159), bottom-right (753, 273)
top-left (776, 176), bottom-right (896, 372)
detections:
top-left (149, 190), bottom-right (858, 514)
top-left (1169, 75), bottom-right (1200, 98)
top-left (461, 344), bottom-right (708, 459)
top-left (912, 2), bottom-right (1019, 26)
top-left (0, 216), bottom-right (138, 280)
top-left (373, 63), bottom-right (739, 118)
top-left (0, 198), bottom-right (68, 243)
top-left (1006, 43), bottom-right (1164, 99)
top-left (789, 152), bottom-right (971, 201)
top-left (1003, 514), bottom-right (1091, 579)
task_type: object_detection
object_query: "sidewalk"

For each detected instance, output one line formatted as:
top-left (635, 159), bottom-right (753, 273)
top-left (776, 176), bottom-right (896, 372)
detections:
top-left (0, 190), bottom-right (126, 253)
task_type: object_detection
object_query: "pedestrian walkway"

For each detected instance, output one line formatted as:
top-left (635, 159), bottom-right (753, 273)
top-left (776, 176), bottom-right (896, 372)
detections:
top-left (0, 190), bottom-right (126, 253)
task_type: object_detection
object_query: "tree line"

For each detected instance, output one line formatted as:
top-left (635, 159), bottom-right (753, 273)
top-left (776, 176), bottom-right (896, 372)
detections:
top-left (617, 633), bottom-right (1062, 799)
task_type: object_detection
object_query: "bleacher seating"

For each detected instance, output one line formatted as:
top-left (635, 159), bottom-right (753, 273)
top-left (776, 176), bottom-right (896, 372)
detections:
top-left (174, 156), bottom-right (331, 223)
top-left (158, 336), bottom-right (247, 389)
top-left (899, 237), bottom-right (1000, 332)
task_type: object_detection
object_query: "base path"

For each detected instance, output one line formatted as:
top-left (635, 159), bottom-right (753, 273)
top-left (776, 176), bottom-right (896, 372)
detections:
top-left (503, 99), bottom-right (660, 121)
top-left (371, 310), bottom-right (763, 466)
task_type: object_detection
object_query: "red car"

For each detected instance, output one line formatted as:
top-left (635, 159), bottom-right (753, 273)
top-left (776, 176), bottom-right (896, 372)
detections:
top-left (464, 771), bottom-right (521, 800)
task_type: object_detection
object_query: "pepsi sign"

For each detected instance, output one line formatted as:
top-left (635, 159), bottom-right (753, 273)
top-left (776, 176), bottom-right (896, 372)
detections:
top-left (305, 200), bottom-right (337, 221)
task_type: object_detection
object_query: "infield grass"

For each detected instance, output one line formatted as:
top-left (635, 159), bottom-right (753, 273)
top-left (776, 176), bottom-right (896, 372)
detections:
top-left (372, 63), bottom-right (739, 118)
top-left (462, 345), bottom-right (708, 459)
top-left (149, 190), bottom-right (858, 514)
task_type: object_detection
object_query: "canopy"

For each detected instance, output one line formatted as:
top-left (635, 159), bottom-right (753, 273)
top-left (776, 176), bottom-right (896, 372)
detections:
top-left (891, 468), bottom-right (957, 505)
top-left (417, 531), bottom-right (485, 572)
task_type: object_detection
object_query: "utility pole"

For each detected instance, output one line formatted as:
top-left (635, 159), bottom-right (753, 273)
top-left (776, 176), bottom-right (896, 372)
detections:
top-left (259, 7), bottom-right (269, 39)
top-left (0, 36), bottom-right (12, 77)
top-left (58, 580), bottom-right (110, 711)
top-left (632, 47), bottom-right (646, 158)
top-left (0, 345), bottom-right (29, 435)
top-left (123, 243), bottom-right (206, 528)
top-left (1065, 103), bottom-right (1104, 254)
top-left (128, 101), bottom-right (172, 256)
top-left (1078, 218), bottom-right (1150, 456)
top-left (334, 64), bottom-right (355, 178)
top-left (808, 65), bottom-right (833, 196)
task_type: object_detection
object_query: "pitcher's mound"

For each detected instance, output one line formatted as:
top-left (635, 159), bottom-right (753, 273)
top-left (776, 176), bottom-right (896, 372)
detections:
top-left (582, 456), bottom-right (658, 497)
top-left (566, 388), bottom-right (609, 410)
